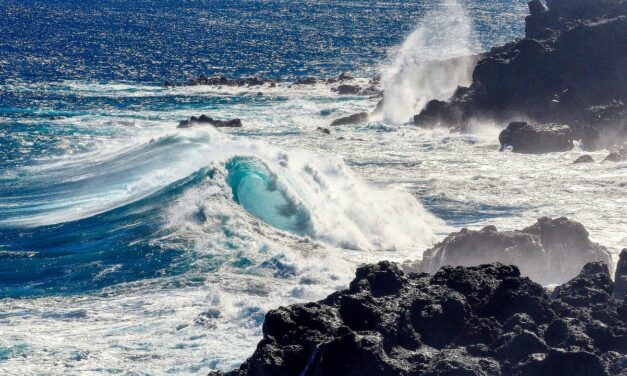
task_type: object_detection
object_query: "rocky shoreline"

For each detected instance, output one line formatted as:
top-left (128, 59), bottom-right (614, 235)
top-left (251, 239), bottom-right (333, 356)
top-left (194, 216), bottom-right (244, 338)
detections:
top-left (412, 0), bottom-right (627, 151)
top-left (212, 218), bottom-right (626, 376)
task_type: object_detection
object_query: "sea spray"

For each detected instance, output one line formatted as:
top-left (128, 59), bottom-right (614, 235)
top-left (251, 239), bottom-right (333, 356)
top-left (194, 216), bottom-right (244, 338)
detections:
top-left (380, 0), bottom-right (478, 124)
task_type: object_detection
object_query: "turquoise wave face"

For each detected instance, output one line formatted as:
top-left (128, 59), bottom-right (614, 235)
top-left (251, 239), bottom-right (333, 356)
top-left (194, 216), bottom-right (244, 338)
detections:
top-left (226, 157), bottom-right (312, 236)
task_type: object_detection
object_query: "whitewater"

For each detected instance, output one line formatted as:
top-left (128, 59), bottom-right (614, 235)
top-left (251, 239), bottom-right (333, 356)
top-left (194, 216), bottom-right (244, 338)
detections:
top-left (1, 1), bottom-right (626, 375)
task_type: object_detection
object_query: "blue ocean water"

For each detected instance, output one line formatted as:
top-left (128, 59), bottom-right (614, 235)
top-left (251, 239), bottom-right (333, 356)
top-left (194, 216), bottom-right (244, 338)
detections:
top-left (4, 1), bottom-right (624, 374)
top-left (0, 0), bottom-right (526, 83)
top-left (0, 0), bottom-right (530, 300)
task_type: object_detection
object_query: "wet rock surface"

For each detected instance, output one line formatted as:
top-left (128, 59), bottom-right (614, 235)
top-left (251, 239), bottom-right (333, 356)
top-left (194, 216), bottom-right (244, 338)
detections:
top-left (499, 121), bottom-right (574, 153)
top-left (411, 0), bottom-right (627, 149)
top-left (178, 115), bottom-right (242, 128)
top-left (330, 112), bottom-right (369, 126)
top-left (212, 260), bottom-right (625, 376)
top-left (406, 217), bottom-right (612, 286)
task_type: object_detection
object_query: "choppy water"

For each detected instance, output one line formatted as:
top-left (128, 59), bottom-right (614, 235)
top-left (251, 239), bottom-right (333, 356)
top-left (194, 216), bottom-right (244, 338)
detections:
top-left (1, 0), bottom-right (626, 375)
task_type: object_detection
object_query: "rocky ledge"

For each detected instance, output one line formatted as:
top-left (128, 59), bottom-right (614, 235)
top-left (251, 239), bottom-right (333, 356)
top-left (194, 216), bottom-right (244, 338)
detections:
top-left (412, 0), bottom-right (627, 150)
top-left (212, 221), bottom-right (625, 376)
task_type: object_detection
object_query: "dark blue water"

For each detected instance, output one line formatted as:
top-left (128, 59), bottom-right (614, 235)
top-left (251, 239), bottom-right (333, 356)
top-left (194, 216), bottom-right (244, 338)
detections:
top-left (0, 0), bottom-right (527, 83)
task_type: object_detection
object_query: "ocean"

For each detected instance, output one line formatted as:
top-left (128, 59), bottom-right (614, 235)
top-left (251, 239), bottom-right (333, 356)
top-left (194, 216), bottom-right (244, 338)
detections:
top-left (1, 0), bottom-right (625, 374)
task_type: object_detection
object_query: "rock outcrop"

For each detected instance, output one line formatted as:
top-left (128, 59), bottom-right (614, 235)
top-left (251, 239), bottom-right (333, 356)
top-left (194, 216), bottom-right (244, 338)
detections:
top-left (499, 121), bottom-right (574, 153)
top-left (334, 84), bottom-right (381, 96)
top-left (166, 75), bottom-right (274, 88)
top-left (178, 115), bottom-right (242, 128)
top-left (330, 112), bottom-right (369, 126)
top-left (212, 260), bottom-right (626, 376)
top-left (412, 0), bottom-right (627, 149)
top-left (406, 217), bottom-right (612, 286)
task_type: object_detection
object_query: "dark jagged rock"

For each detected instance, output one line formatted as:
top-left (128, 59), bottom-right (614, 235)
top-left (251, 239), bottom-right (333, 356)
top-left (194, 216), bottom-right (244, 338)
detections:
top-left (414, 100), bottom-right (462, 128)
top-left (316, 127), bottom-right (330, 135)
top-left (552, 262), bottom-right (614, 306)
top-left (338, 72), bottom-right (353, 81)
top-left (405, 217), bottom-right (612, 286)
top-left (212, 261), bottom-right (626, 376)
top-left (528, 0), bottom-right (546, 16)
top-left (574, 154), bottom-right (595, 163)
top-left (614, 249), bottom-right (627, 299)
top-left (330, 112), bottom-right (369, 126)
top-left (499, 121), bottom-right (574, 153)
top-left (165, 75), bottom-right (281, 88)
top-left (410, 0), bottom-right (627, 149)
top-left (334, 84), bottom-right (382, 96)
top-left (294, 77), bottom-right (317, 85)
top-left (177, 115), bottom-right (242, 129)
top-left (336, 84), bottom-right (361, 95)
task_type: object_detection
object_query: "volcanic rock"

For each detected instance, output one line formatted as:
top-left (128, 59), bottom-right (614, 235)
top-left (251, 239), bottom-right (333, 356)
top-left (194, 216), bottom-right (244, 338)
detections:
top-left (499, 121), bottom-right (574, 153)
top-left (406, 217), bottom-right (612, 286)
top-left (178, 115), bottom-right (242, 128)
top-left (212, 260), bottom-right (626, 376)
top-left (408, 0), bottom-right (627, 149)
top-left (330, 112), bottom-right (369, 126)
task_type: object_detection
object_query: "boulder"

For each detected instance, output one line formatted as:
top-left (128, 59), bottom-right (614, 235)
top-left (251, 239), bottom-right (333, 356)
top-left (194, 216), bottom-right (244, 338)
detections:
top-left (330, 112), bottom-right (369, 126)
top-left (499, 121), bottom-right (574, 153)
top-left (212, 261), bottom-right (626, 376)
top-left (574, 154), bottom-right (594, 163)
top-left (406, 217), bottom-right (612, 286)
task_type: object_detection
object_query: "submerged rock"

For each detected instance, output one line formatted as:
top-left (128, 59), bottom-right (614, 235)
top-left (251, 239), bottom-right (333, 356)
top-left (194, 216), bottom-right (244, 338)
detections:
top-left (406, 217), bottom-right (612, 286)
top-left (212, 261), bottom-right (626, 376)
top-left (499, 121), bottom-right (574, 153)
top-left (330, 112), bottom-right (369, 126)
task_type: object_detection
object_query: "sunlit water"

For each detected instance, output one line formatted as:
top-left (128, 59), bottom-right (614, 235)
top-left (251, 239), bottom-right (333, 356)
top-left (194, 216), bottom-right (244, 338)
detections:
top-left (1, 1), bottom-right (625, 375)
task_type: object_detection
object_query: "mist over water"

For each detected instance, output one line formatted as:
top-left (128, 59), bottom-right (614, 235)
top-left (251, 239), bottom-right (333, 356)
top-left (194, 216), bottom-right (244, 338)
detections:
top-left (380, 0), bottom-right (478, 124)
